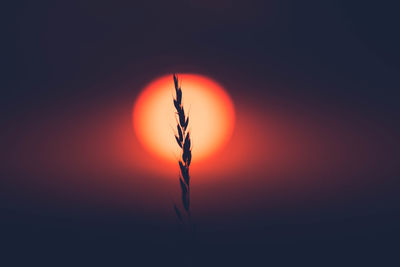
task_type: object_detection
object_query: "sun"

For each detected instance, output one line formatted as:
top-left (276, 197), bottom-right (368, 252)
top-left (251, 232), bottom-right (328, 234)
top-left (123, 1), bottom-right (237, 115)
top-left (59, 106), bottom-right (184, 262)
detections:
top-left (133, 73), bottom-right (235, 163)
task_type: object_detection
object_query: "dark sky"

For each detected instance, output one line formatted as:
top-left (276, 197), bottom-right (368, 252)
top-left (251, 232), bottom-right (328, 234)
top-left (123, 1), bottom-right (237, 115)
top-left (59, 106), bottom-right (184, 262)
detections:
top-left (3, 0), bottom-right (400, 266)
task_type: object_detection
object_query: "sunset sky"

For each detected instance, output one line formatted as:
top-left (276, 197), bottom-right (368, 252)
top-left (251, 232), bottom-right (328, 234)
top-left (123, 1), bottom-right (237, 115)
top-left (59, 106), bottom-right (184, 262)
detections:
top-left (3, 1), bottom-right (400, 266)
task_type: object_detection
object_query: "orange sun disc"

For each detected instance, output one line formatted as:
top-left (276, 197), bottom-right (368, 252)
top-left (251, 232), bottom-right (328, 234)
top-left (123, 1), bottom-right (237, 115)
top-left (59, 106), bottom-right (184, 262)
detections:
top-left (133, 73), bottom-right (235, 163)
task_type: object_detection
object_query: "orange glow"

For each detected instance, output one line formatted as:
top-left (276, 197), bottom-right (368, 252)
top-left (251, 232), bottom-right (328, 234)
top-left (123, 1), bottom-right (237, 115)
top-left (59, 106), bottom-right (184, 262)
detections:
top-left (133, 74), bottom-right (235, 163)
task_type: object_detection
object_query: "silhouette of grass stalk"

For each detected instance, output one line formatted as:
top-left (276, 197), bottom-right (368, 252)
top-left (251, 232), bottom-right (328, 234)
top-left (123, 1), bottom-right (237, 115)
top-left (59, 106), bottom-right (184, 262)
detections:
top-left (172, 73), bottom-right (192, 224)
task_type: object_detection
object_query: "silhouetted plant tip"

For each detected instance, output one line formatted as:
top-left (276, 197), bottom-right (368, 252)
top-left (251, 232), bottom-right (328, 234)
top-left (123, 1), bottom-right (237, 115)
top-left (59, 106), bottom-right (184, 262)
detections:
top-left (175, 136), bottom-right (182, 148)
top-left (172, 73), bottom-right (192, 223)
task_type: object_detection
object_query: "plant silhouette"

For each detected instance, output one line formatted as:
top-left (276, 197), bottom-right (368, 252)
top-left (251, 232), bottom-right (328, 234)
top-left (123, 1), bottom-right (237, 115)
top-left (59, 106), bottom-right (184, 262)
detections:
top-left (172, 73), bottom-right (192, 224)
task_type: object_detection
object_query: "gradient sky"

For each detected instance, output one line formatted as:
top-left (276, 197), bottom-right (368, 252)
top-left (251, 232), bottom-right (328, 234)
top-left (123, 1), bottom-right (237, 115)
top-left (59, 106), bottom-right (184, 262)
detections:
top-left (3, 1), bottom-right (400, 266)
